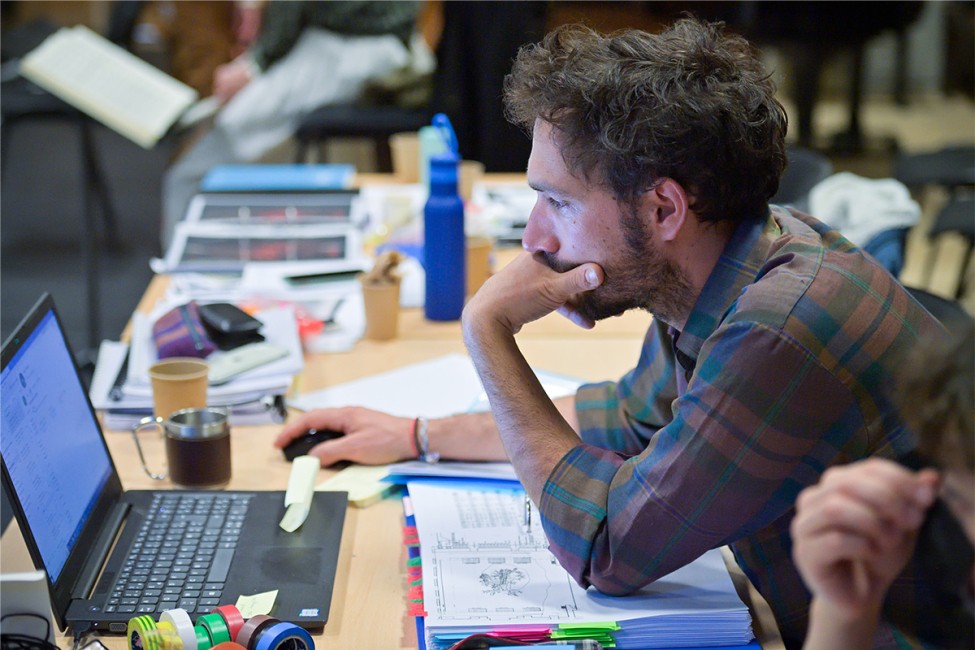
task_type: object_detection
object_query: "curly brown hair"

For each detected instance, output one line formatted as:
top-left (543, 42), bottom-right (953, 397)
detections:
top-left (503, 19), bottom-right (788, 223)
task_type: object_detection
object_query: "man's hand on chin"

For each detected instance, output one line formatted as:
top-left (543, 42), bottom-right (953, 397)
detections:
top-left (462, 252), bottom-right (604, 341)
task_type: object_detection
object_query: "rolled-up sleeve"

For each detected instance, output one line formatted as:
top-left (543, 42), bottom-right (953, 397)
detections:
top-left (543, 320), bottom-right (865, 594)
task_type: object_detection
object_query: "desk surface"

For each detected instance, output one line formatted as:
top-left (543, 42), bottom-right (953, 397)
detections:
top-left (2, 182), bottom-right (783, 649)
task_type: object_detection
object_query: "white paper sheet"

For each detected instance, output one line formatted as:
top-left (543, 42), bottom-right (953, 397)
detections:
top-left (290, 354), bottom-right (581, 418)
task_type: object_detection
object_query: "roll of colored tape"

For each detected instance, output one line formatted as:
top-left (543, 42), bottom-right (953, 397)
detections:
top-left (128, 615), bottom-right (182, 650)
top-left (234, 615), bottom-right (276, 650)
top-left (197, 613), bottom-right (232, 646)
top-left (210, 643), bottom-right (247, 650)
top-left (194, 626), bottom-right (213, 650)
top-left (253, 622), bottom-right (315, 650)
top-left (156, 622), bottom-right (183, 650)
top-left (212, 605), bottom-right (245, 641)
top-left (128, 615), bottom-right (158, 650)
top-left (161, 608), bottom-right (197, 650)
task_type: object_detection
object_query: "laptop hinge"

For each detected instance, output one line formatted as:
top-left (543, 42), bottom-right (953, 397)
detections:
top-left (71, 502), bottom-right (129, 600)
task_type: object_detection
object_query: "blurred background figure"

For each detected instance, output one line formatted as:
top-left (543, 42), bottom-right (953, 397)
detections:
top-left (160, 0), bottom-right (432, 249)
top-left (792, 324), bottom-right (975, 649)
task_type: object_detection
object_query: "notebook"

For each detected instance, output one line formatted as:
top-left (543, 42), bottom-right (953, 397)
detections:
top-left (0, 294), bottom-right (346, 634)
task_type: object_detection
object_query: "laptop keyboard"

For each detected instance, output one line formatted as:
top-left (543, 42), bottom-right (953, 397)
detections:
top-left (107, 493), bottom-right (254, 616)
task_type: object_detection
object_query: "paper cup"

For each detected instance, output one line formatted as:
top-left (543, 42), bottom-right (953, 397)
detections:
top-left (149, 358), bottom-right (209, 420)
top-left (389, 131), bottom-right (421, 183)
top-left (459, 160), bottom-right (485, 203)
top-left (360, 277), bottom-right (401, 341)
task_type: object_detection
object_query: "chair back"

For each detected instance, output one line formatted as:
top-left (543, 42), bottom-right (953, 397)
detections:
top-left (772, 146), bottom-right (833, 213)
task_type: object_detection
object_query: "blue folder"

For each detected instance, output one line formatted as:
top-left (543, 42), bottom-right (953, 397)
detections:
top-left (200, 163), bottom-right (355, 192)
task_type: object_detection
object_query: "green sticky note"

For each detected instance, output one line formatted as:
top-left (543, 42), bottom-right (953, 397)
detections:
top-left (556, 621), bottom-right (620, 632)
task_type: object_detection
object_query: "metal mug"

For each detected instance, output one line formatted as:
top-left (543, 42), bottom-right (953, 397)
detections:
top-left (132, 407), bottom-right (231, 488)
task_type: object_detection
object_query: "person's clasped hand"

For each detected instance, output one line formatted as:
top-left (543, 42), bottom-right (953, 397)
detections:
top-left (790, 458), bottom-right (939, 618)
top-left (213, 58), bottom-right (255, 104)
top-left (463, 251), bottom-right (604, 335)
top-left (274, 406), bottom-right (414, 467)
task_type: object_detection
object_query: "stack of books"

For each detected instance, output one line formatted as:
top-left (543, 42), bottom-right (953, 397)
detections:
top-left (90, 305), bottom-right (303, 429)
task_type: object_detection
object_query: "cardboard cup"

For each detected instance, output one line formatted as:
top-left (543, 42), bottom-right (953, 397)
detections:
top-left (466, 236), bottom-right (493, 296)
top-left (149, 358), bottom-right (209, 420)
top-left (459, 160), bottom-right (485, 203)
top-left (360, 276), bottom-right (401, 341)
top-left (389, 132), bottom-right (421, 183)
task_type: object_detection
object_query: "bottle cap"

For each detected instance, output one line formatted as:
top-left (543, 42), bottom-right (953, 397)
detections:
top-left (431, 113), bottom-right (459, 160)
top-left (428, 113), bottom-right (459, 186)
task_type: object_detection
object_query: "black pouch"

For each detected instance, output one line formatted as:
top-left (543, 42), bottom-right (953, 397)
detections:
top-left (198, 302), bottom-right (265, 350)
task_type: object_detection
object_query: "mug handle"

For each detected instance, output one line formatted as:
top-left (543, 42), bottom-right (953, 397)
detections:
top-left (131, 416), bottom-right (168, 481)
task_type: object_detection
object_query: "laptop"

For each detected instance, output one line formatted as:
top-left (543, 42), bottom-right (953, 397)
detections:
top-left (1, 294), bottom-right (346, 634)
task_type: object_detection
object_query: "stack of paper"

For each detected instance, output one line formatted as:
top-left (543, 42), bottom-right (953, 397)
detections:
top-left (90, 305), bottom-right (303, 429)
top-left (407, 482), bottom-right (756, 650)
top-left (156, 187), bottom-right (366, 274)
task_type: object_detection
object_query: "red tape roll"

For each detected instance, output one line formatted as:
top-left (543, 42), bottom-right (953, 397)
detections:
top-left (212, 605), bottom-right (245, 641)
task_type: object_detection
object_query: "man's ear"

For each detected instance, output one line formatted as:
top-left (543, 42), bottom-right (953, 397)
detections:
top-left (644, 178), bottom-right (689, 242)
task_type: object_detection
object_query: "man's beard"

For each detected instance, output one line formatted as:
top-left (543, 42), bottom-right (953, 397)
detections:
top-left (536, 212), bottom-right (694, 325)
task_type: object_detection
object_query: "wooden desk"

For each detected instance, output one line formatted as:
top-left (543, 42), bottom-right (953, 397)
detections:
top-left (3, 212), bottom-right (782, 649)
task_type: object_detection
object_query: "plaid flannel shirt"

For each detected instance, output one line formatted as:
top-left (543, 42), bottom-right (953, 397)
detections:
top-left (540, 206), bottom-right (943, 648)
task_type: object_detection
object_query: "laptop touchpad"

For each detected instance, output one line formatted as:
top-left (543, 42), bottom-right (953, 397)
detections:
top-left (250, 547), bottom-right (328, 586)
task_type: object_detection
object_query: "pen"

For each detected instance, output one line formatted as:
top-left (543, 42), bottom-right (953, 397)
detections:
top-left (108, 349), bottom-right (129, 401)
top-left (524, 494), bottom-right (531, 531)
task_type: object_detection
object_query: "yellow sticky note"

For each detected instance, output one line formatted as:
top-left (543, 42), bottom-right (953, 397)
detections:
top-left (280, 456), bottom-right (319, 532)
top-left (317, 464), bottom-right (394, 508)
top-left (236, 590), bottom-right (278, 618)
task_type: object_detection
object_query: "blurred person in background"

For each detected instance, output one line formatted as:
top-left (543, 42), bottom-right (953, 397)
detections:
top-left (161, 0), bottom-right (432, 249)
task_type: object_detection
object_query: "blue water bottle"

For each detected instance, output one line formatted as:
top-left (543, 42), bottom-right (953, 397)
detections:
top-left (423, 114), bottom-right (465, 321)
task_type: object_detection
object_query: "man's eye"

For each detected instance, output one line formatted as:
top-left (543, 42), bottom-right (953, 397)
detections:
top-left (548, 197), bottom-right (567, 210)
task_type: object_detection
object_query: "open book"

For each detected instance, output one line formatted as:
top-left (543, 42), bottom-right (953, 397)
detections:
top-left (19, 25), bottom-right (218, 149)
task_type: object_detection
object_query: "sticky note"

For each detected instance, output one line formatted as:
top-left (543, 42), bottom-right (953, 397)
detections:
top-left (280, 456), bottom-right (319, 532)
top-left (236, 590), bottom-right (278, 618)
top-left (316, 464), bottom-right (395, 507)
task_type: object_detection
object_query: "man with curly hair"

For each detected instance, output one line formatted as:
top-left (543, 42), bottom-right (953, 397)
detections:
top-left (278, 19), bottom-right (943, 647)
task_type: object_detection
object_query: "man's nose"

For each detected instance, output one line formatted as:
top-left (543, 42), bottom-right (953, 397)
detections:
top-left (521, 201), bottom-right (559, 255)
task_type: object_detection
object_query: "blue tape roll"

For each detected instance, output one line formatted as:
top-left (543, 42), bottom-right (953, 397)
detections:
top-left (252, 622), bottom-right (314, 650)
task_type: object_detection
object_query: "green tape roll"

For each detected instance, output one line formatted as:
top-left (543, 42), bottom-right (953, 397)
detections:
top-left (197, 613), bottom-right (232, 646)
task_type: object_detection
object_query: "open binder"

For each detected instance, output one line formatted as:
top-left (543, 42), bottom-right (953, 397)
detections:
top-left (403, 481), bottom-right (759, 650)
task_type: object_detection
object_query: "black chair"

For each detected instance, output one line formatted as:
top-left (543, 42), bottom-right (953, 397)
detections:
top-left (906, 286), bottom-right (975, 338)
top-left (771, 146), bottom-right (833, 213)
top-left (925, 195), bottom-right (975, 298)
top-left (892, 144), bottom-right (975, 190)
top-left (892, 145), bottom-right (975, 298)
top-left (293, 104), bottom-right (430, 170)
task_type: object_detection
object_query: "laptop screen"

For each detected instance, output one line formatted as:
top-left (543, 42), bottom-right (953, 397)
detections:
top-left (1, 302), bottom-right (112, 582)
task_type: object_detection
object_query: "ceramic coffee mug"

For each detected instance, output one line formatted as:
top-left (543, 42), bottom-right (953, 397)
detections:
top-left (132, 407), bottom-right (231, 488)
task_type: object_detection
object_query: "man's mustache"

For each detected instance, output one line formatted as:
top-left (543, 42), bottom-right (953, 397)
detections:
top-left (535, 251), bottom-right (579, 275)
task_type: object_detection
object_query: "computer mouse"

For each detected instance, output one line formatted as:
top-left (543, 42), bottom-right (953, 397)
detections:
top-left (282, 428), bottom-right (344, 462)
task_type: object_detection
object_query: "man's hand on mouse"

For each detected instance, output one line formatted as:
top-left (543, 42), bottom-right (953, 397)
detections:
top-left (275, 406), bottom-right (414, 467)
